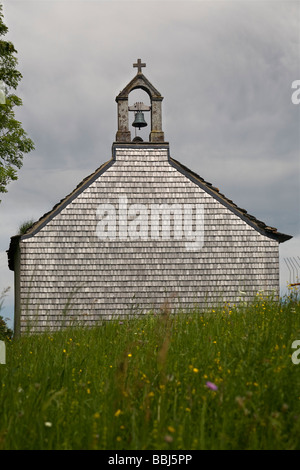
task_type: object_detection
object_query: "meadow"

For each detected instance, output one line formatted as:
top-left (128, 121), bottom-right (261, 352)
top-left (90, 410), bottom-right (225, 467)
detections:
top-left (0, 291), bottom-right (300, 450)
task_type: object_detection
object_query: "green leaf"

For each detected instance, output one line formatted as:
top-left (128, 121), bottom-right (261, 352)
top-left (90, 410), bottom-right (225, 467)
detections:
top-left (0, 4), bottom-right (34, 200)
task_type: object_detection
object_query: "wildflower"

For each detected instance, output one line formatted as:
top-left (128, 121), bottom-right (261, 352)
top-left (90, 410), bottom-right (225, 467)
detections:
top-left (164, 435), bottom-right (173, 443)
top-left (44, 422), bottom-right (52, 428)
top-left (235, 396), bottom-right (245, 408)
top-left (193, 368), bottom-right (199, 373)
top-left (205, 381), bottom-right (218, 391)
top-left (185, 407), bottom-right (191, 412)
top-left (93, 412), bottom-right (100, 419)
top-left (148, 391), bottom-right (155, 398)
top-left (167, 426), bottom-right (175, 433)
top-left (114, 409), bottom-right (122, 417)
top-left (116, 436), bottom-right (122, 442)
top-left (128, 353), bottom-right (132, 357)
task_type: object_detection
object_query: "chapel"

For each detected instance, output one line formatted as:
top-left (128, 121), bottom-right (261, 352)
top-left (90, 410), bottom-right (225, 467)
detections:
top-left (8, 60), bottom-right (292, 335)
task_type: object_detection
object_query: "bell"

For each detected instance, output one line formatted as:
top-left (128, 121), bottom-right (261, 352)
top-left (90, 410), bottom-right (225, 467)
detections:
top-left (132, 110), bottom-right (147, 129)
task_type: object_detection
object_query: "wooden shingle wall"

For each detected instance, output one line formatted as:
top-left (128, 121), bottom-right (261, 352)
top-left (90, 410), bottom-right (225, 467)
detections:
top-left (18, 147), bottom-right (279, 333)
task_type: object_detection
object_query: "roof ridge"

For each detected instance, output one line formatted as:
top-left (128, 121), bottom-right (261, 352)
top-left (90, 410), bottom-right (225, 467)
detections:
top-left (20, 158), bottom-right (114, 238)
top-left (169, 156), bottom-right (292, 243)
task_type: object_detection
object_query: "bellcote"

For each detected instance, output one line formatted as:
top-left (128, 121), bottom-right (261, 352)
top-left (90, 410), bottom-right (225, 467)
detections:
top-left (115, 59), bottom-right (165, 143)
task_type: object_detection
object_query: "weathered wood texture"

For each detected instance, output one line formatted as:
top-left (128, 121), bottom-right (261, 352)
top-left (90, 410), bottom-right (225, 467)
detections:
top-left (18, 147), bottom-right (279, 333)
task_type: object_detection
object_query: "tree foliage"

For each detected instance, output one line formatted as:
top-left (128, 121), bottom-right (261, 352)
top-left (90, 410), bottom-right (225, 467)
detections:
top-left (0, 287), bottom-right (13, 340)
top-left (0, 5), bottom-right (34, 198)
top-left (18, 218), bottom-right (35, 235)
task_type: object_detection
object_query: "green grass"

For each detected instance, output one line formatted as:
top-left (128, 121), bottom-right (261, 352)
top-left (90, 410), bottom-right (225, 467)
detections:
top-left (0, 292), bottom-right (300, 450)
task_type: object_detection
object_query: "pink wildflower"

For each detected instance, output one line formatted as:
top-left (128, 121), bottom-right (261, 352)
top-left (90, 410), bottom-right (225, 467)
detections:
top-left (205, 381), bottom-right (218, 391)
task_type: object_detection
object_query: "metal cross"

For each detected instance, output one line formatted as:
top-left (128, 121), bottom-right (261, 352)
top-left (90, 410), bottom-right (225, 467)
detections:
top-left (133, 59), bottom-right (146, 74)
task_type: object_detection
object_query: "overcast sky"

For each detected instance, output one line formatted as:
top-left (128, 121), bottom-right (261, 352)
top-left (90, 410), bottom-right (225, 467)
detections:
top-left (0, 0), bottom-right (299, 328)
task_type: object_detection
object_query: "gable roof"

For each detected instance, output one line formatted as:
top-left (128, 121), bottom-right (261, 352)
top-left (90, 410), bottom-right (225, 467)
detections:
top-left (7, 144), bottom-right (292, 271)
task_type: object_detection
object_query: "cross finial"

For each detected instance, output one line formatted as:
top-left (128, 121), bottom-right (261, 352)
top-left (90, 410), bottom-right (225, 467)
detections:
top-left (133, 58), bottom-right (146, 74)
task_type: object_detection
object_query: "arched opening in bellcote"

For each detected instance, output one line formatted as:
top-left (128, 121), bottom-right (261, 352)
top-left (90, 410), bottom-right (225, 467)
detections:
top-left (128, 88), bottom-right (151, 142)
